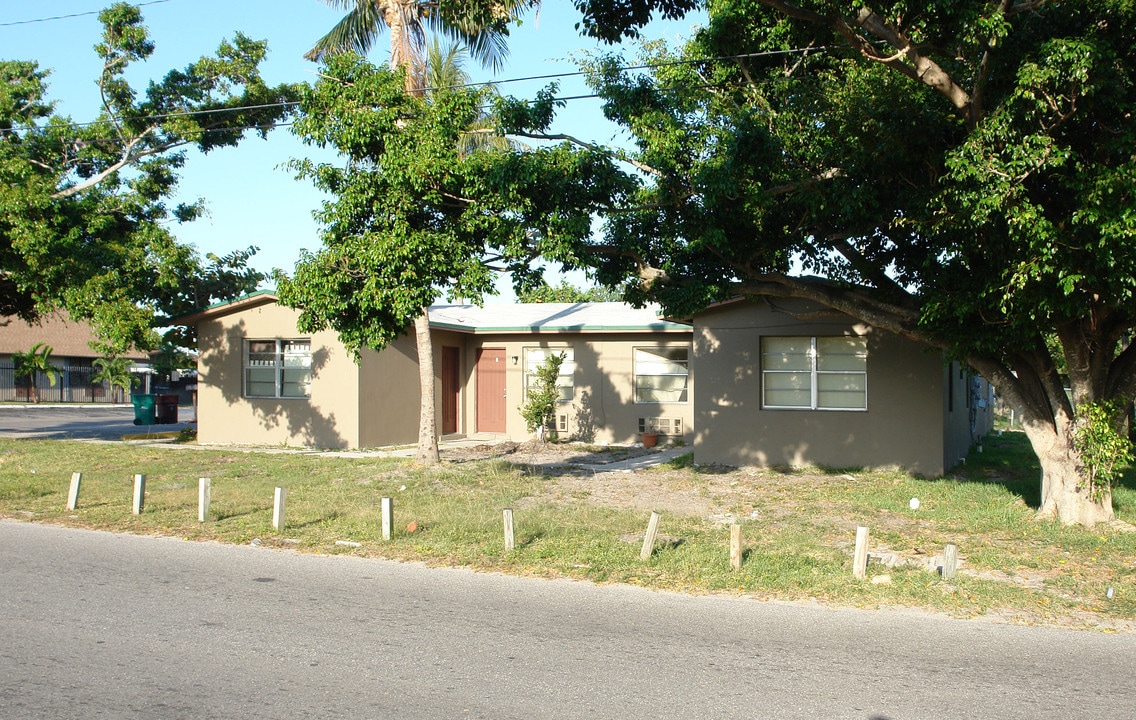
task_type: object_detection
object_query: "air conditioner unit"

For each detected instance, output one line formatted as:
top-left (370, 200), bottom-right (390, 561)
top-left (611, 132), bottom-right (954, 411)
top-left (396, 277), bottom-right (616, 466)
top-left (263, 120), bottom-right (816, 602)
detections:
top-left (638, 417), bottom-right (682, 435)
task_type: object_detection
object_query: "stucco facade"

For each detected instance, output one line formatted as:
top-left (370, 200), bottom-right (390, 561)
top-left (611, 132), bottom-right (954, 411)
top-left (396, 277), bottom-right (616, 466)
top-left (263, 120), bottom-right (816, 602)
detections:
top-left (186, 295), bottom-right (694, 449)
top-left (692, 298), bottom-right (992, 476)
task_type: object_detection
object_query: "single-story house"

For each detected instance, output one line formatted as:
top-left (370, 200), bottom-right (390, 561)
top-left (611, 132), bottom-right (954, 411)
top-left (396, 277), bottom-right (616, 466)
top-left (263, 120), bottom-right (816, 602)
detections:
top-left (0, 313), bottom-right (150, 403)
top-left (180, 292), bottom-right (695, 449)
top-left (182, 292), bottom-right (992, 476)
top-left (690, 297), bottom-right (994, 476)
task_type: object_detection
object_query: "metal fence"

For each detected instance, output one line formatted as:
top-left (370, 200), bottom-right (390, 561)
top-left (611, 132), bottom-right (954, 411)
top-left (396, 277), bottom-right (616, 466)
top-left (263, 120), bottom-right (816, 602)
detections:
top-left (0, 361), bottom-right (124, 403)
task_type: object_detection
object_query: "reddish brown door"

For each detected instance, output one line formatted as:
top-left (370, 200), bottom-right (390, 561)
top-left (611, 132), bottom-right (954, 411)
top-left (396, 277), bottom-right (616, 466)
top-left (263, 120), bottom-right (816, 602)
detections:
top-left (441, 346), bottom-right (460, 435)
top-left (476, 348), bottom-right (506, 433)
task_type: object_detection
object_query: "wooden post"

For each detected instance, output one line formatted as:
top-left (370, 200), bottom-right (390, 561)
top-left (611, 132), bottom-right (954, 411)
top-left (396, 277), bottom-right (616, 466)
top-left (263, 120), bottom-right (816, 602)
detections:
top-left (198, 478), bottom-right (211, 522)
top-left (640, 511), bottom-right (661, 561)
top-left (381, 497), bottom-right (393, 540)
top-left (66, 472), bottom-right (82, 511)
top-left (132, 474), bottom-right (146, 515)
top-left (730, 524), bottom-right (743, 570)
top-left (503, 508), bottom-right (515, 551)
top-left (272, 487), bottom-right (286, 530)
top-left (853, 526), bottom-right (869, 579)
top-left (942, 542), bottom-right (959, 580)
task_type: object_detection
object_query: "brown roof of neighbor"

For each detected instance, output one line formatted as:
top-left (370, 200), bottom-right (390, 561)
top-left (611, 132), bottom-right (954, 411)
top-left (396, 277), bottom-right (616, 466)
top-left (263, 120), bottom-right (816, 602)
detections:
top-left (0, 314), bottom-right (148, 360)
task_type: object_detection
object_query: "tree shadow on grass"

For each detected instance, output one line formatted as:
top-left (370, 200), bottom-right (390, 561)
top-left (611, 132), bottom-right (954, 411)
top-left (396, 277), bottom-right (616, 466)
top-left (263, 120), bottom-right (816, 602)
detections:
top-left (212, 507), bottom-right (263, 522)
top-left (949, 432), bottom-right (1043, 509)
top-left (288, 511), bottom-right (343, 530)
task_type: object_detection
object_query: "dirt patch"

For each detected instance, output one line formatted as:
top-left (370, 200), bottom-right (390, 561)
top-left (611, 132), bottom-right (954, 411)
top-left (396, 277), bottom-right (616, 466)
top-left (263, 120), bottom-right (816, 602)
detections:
top-left (441, 440), bottom-right (661, 468)
top-left (444, 441), bottom-right (766, 520)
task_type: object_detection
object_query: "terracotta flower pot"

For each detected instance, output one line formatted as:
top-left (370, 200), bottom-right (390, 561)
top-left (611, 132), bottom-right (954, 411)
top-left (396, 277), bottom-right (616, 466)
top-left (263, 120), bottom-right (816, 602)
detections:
top-left (641, 432), bottom-right (658, 448)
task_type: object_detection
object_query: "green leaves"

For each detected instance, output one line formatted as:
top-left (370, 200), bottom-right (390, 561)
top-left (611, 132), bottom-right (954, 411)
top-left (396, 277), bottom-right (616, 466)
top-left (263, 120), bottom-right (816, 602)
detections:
top-left (1, 4), bottom-right (290, 351)
top-left (280, 54), bottom-right (632, 355)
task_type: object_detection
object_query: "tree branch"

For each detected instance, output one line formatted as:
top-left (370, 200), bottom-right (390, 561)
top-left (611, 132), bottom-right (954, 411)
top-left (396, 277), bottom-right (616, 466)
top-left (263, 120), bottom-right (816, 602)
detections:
top-left (51, 128), bottom-right (180, 199)
top-left (757, 1), bottom-right (975, 123)
top-left (508, 130), bottom-right (664, 178)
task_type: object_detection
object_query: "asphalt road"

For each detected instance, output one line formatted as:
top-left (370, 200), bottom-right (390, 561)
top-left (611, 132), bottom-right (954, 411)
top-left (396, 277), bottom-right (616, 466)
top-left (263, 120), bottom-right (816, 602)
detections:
top-left (0, 405), bottom-right (194, 440)
top-left (1, 522), bottom-right (1133, 719)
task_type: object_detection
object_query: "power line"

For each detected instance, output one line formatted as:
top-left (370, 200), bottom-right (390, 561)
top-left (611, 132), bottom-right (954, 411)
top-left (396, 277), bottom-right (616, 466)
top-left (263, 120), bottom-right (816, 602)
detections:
top-left (0, 46), bottom-right (829, 141)
top-left (0, 0), bottom-right (172, 28)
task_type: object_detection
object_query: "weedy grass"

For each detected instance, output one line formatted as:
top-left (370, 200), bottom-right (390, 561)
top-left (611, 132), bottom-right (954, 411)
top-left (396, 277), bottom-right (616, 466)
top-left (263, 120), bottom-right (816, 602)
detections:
top-left (1, 432), bottom-right (1133, 629)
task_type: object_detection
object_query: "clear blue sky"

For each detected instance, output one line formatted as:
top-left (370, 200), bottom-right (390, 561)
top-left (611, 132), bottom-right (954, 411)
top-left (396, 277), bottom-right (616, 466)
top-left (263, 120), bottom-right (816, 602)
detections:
top-left (2, 1), bottom-right (702, 301)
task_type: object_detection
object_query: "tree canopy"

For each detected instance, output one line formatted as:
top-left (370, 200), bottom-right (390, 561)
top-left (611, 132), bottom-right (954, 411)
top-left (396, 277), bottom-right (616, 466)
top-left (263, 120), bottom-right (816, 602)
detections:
top-left (0, 3), bottom-right (297, 352)
top-left (281, 0), bottom-right (1135, 525)
top-left (536, 0), bottom-right (1135, 525)
top-left (277, 54), bottom-right (629, 358)
top-left (518, 279), bottom-right (624, 303)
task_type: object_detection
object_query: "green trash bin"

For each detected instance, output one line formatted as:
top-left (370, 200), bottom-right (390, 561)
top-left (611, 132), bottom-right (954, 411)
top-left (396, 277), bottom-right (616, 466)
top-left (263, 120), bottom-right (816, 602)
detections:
top-left (131, 394), bottom-right (156, 425)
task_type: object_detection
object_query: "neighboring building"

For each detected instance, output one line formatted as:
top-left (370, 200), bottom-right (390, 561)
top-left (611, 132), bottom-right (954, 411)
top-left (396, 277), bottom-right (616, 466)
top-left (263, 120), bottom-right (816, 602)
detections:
top-left (180, 292), bottom-right (694, 449)
top-left (0, 314), bottom-right (149, 403)
top-left (690, 297), bottom-right (994, 476)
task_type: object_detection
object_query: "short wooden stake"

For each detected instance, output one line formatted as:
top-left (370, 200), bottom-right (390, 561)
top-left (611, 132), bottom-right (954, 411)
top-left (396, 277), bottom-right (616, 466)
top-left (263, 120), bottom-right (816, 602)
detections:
top-left (942, 542), bottom-right (959, 580)
top-left (640, 511), bottom-right (661, 561)
top-left (381, 497), bottom-right (393, 540)
top-left (198, 478), bottom-right (211, 522)
top-left (730, 524), bottom-right (743, 570)
top-left (503, 508), bottom-right (515, 551)
top-left (272, 487), bottom-right (286, 530)
top-left (853, 525), bottom-right (869, 579)
top-left (66, 472), bottom-right (82, 511)
top-left (132, 474), bottom-right (146, 515)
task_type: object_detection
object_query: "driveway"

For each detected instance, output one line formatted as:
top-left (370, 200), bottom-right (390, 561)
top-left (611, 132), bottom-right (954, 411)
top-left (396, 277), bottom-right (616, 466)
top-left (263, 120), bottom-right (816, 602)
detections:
top-left (0, 404), bottom-right (195, 440)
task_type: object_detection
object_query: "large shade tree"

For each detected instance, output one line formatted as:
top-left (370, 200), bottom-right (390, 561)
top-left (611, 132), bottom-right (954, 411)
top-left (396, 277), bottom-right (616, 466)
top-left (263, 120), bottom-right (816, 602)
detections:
top-left (302, 0), bottom-right (539, 463)
top-left (276, 56), bottom-right (628, 448)
top-left (1, 3), bottom-right (295, 353)
top-left (539, 0), bottom-right (1136, 526)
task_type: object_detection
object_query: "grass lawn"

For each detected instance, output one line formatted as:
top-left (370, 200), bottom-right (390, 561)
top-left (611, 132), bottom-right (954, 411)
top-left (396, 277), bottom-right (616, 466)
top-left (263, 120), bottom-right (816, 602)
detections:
top-left (1, 431), bottom-right (1133, 630)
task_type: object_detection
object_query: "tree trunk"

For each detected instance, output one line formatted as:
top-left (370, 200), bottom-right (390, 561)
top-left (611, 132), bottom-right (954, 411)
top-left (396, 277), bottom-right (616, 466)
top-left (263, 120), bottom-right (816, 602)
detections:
top-left (1023, 422), bottom-right (1115, 527)
top-left (414, 311), bottom-right (440, 465)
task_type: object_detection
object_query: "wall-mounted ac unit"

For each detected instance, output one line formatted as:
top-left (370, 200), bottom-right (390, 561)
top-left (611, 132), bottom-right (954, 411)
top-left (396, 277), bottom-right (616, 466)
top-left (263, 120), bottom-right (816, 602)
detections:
top-left (638, 417), bottom-right (682, 435)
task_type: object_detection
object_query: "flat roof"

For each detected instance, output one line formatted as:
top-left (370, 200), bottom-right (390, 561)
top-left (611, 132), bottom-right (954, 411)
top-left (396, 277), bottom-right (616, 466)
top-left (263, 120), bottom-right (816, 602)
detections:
top-left (180, 293), bottom-right (690, 334)
top-left (428, 303), bottom-right (688, 334)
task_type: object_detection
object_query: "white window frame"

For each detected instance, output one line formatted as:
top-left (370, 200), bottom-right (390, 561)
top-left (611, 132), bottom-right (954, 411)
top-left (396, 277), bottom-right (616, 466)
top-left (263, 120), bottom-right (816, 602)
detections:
top-left (761, 336), bottom-right (867, 411)
top-left (523, 347), bottom-right (575, 403)
top-left (244, 339), bottom-right (312, 399)
top-left (633, 346), bottom-right (690, 404)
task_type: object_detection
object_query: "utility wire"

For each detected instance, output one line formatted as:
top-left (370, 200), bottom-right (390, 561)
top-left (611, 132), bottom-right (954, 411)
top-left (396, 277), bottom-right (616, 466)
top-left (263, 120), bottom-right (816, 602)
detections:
top-left (0, 0), bottom-right (172, 27)
top-left (0, 46), bottom-right (828, 141)
top-left (0, 44), bottom-right (831, 137)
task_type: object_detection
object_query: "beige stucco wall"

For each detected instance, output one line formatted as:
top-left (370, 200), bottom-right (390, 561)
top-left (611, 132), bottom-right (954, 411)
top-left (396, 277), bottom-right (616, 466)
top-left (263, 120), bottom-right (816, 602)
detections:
top-left (195, 300), bottom-right (694, 449)
top-left (693, 299), bottom-right (954, 475)
top-left (196, 303), bottom-right (362, 448)
top-left (460, 332), bottom-right (694, 445)
top-left (357, 333), bottom-right (424, 448)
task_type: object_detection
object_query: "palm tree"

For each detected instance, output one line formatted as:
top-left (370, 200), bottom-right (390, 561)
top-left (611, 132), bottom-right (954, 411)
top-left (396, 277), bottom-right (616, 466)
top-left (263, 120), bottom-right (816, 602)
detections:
top-left (13, 343), bottom-right (59, 403)
top-left (306, 1), bottom-right (538, 92)
top-left (426, 38), bottom-right (519, 156)
top-left (92, 356), bottom-right (136, 404)
top-left (308, 0), bottom-right (538, 465)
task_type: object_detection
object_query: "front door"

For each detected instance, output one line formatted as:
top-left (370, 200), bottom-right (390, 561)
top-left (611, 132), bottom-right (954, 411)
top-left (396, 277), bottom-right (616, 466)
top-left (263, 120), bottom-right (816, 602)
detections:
top-left (441, 346), bottom-right (460, 435)
top-left (476, 348), bottom-right (506, 433)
